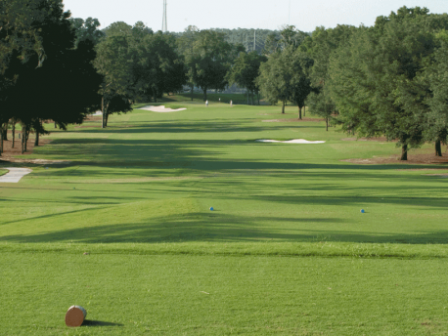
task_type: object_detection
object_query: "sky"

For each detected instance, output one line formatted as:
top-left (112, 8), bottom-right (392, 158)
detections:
top-left (63, 0), bottom-right (448, 32)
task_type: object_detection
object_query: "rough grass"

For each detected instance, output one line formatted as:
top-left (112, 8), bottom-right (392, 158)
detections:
top-left (1, 103), bottom-right (448, 335)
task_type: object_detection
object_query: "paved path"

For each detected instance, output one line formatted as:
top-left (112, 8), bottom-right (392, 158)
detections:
top-left (0, 168), bottom-right (32, 183)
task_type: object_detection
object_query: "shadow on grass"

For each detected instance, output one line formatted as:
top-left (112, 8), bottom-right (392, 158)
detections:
top-left (1, 212), bottom-right (447, 244)
top-left (83, 320), bottom-right (123, 327)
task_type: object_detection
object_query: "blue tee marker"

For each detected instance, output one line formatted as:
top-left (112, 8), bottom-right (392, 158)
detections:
top-left (210, 207), bottom-right (214, 211)
top-left (360, 209), bottom-right (365, 213)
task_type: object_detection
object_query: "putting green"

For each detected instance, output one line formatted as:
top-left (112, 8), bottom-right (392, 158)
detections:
top-left (1, 102), bottom-right (447, 335)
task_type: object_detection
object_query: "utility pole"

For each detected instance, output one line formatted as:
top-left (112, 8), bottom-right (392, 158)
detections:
top-left (162, 0), bottom-right (168, 32)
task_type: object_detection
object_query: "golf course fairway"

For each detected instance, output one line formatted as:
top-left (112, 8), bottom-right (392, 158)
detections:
top-left (1, 102), bottom-right (447, 335)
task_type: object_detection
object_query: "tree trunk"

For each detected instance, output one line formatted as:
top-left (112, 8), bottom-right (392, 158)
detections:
top-left (21, 126), bottom-right (26, 154)
top-left (102, 96), bottom-right (106, 129)
top-left (105, 113), bottom-right (109, 127)
top-left (401, 144), bottom-right (408, 161)
top-left (12, 123), bottom-right (15, 148)
top-left (34, 130), bottom-right (39, 147)
top-left (298, 105), bottom-right (302, 120)
top-left (435, 140), bottom-right (442, 157)
top-left (190, 84), bottom-right (194, 101)
top-left (3, 122), bottom-right (8, 141)
top-left (203, 88), bottom-right (207, 101)
top-left (326, 118), bottom-right (329, 131)
top-left (0, 124), bottom-right (3, 156)
top-left (282, 101), bottom-right (285, 114)
top-left (54, 122), bottom-right (57, 128)
top-left (25, 128), bottom-right (29, 152)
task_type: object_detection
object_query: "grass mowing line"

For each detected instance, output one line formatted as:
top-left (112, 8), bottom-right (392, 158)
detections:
top-left (1, 242), bottom-right (448, 259)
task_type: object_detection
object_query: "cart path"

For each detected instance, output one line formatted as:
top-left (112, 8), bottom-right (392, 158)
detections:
top-left (0, 168), bottom-right (32, 183)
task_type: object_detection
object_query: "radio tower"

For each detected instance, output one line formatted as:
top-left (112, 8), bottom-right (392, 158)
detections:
top-left (162, 0), bottom-right (168, 32)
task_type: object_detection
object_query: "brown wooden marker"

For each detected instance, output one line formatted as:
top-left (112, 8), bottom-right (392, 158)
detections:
top-left (65, 306), bottom-right (87, 327)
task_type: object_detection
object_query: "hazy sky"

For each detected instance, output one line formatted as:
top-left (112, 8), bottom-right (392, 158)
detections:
top-left (63, 0), bottom-right (447, 32)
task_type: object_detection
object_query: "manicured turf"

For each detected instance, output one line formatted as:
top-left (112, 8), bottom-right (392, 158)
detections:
top-left (0, 168), bottom-right (7, 177)
top-left (1, 102), bottom-right (447, 335)
top-left (2, 253), bottom-right (448, 335)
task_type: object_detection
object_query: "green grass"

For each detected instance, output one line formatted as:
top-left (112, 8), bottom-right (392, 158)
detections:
top-left (1, 103), bottom-right (448, 335)
top-left (0, 168), bottom-right (7, 177)
top-left (151, 92), bottom-right (256, 104)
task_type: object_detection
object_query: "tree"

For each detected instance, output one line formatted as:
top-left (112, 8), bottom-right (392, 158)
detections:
top-left (256, 50), bottom-right (293, 113)
top-left (327, 27), bottom-right (378, 136)
top-left (301, 25), bottom-right (357, 132)
top-left (0, 0), bottom-right (46, 74)
top-left (136, 32), bottom-right (186, 102)
top-left (185, 30), bottom-right (234, 101)
top-left (288, 49), bottom-right (314, 119)
top-left (359, 8), bottom-right (435, 160)
top-left (306, 90), bottom-right (335, 131)
top-left (1, 0), bottom-right (102, 153)
top-left (95, 33), bottom-right (135, 128)
top-left (327, 7), bottom-right (439, 160)
top-left (226, 51), bottom-right (267, 105)
top-left (177, 25), bottom-right (200, 100)
top-left (415, 37), bottom-right (448, 156)
top-left (263, 26), bottom-right (309, 55)
top-left (70, 17), bottom-right (105, 46)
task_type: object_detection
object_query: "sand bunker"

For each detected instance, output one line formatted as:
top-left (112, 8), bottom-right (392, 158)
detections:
top-left (141, 105), bottom-right (186, 113)
top-left (0, 168), bottom-right (32, 183)
top-left (256, 139), bottom-right (325, 144)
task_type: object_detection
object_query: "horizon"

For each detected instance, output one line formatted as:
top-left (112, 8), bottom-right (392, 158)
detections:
top-left (63, 0), bottom-right (448, 33)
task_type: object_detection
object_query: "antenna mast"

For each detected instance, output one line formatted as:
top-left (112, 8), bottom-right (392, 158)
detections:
top-left (162, 0), bottom-right (168, 32)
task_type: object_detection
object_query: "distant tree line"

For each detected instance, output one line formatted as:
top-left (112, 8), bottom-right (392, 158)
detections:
top-left (1, 2), bottom-right (447, 161)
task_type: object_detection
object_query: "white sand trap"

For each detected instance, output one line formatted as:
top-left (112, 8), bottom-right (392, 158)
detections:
top-left (141, 105), bottom-right (186, 113)
top-left (256, 139), bottom-right (326, 144)
top-left (0, 168), bottom-right (32, 183)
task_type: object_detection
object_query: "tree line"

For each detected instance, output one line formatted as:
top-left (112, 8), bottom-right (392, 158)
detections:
top-left (256, 7), bottom-right (448, 160)
top-left (2, 2), bottom-right (447, 161)
top-left (0, 0), bottom-right (273, 157)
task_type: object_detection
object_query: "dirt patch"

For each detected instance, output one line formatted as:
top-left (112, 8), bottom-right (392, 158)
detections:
top-left (396, 168), bottom-right (448, 171)
top-left (74, 125), bottom-right (101, 129)
top-left (1, 158), bottom-right (72, 165)
top-left (262, 118), bottom-right (324, 123)
top-left (84, 116), bottom-right (102, 122)
top-left (343, 153), bottom-right (448, 165)
top-left (0, 136), bottom-right (70, 165)
top-left (75, 124), bottom-right (136, 129)
top-left (1, 135), bottom-right (51, 155)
